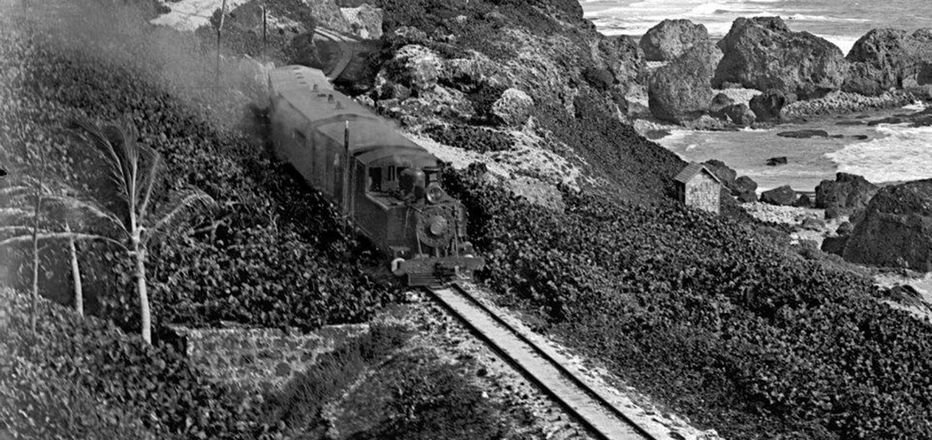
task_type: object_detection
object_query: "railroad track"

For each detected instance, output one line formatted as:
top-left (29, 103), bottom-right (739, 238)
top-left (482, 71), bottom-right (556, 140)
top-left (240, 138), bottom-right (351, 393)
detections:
top-left (427, 283), bottom-right (660, 440)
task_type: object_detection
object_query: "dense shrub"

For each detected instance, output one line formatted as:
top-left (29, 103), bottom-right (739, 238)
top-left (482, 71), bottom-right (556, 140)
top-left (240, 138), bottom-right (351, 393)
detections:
top-left (263, 323), bottom-right (412, 434)
top-left (0, 289), bottom-right (278, 439)
top-left (376, 0), bottom-right (566, 61)
top-left (445, 165), bottom-right (932, 439)
top-left (356, 350), bottom-right (527, 440)
top-left (0, 9), bottom-right (397, 334)
top-left (423, 123), bottom-right (514, 153)
top-left (0, 354), bottom-right (157, 439)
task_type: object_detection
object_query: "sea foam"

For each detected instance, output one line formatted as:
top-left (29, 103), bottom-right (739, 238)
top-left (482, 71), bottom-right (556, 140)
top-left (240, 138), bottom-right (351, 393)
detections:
top-left (826, 125), bottom-right (932, 183)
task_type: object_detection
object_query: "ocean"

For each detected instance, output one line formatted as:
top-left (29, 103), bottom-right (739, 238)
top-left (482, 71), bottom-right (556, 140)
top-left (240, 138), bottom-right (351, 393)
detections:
top-left (581, 0), bottom-right (932, 54)
top-left (581, 0), bottom-right (932, 192)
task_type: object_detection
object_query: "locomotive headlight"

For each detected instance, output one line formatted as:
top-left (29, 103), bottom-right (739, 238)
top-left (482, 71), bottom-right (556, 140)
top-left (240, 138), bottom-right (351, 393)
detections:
top-left (428, 215), bottom-right (448, 236)
top-left (425, 183), bottom-right (446, 204)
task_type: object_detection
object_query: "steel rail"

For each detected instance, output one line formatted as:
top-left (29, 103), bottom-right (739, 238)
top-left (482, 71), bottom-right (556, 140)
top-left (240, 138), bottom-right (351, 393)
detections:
top-left (427, 282), bottom-right (660, 440)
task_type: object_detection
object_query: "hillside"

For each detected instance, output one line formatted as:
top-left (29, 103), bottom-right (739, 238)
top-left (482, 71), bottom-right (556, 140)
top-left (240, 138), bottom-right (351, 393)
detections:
top-left (6, 0), bottom-right (932, 439)
top-left (367, 0), bottom-right (687, 204)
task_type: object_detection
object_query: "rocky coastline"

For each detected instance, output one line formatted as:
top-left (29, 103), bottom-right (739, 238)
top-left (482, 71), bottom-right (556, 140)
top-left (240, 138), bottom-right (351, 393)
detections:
top-left (624, 16), bottom-right (932, 134)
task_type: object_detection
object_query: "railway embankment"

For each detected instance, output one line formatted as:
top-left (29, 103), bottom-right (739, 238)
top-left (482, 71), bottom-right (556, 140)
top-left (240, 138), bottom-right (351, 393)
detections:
top-left (7, 0), bottom-right (932, 439)
top-left (0, 3), bottom-right (550, 438)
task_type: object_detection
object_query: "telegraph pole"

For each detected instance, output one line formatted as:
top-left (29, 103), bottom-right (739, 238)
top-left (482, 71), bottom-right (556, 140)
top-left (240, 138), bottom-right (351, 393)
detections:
top-left (215, 0), bottom-right (227, 88)
top-left (262, 4), bottom-right (268, 59)
top-left (343, 120), bottom-right (352, 232)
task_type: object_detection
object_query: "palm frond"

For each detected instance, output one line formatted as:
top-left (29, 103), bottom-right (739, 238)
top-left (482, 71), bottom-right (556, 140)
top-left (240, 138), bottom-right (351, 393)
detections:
top-left (0, 185), bottom-right (31, 200)
top-left (103, 122), bottom-right (136, 196)
top-left (41, 194), bottom-right (129, 239)
top-left (0, 207), bottom-right (33, 225)
top-left (136, 149), bottom-right (162, 222)
top-left (145, 190), bottom-right (218, 244)
top-left (68, 117), bottom-right (131, 201)
top-left (0, 231), bottom-right (127, 249)
top-left (0, 225), bottom-right (35, 235)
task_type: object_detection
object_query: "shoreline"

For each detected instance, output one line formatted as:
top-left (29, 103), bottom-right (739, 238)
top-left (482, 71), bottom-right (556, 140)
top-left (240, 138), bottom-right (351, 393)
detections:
top-left (645, 101), bottom-right (931, 193)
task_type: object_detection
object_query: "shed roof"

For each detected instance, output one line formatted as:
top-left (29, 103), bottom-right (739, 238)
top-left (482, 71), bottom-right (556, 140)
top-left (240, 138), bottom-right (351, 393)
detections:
top-left (674, 162), bottom-right (723, 185)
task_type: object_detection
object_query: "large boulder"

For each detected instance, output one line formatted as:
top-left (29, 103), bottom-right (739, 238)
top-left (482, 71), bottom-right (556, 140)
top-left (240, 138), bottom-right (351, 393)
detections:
top-left (648, 42), bottom-right (715, 123)
top-left (714, 17), bottom-right (848, 99)
top-left (735, 176), bottom-right (758, 202)
top-left (640, 19), bottom-right (710, 62)
top-left (340, 4), bottom-right (383, 40)
top-left (843, 28), bottom-right (932, 95)
top-left (760, 185), bottom-right (797, 206)
top-left (383, 44), bottom-right (443, 94)
top-left (749, 89), bottom-right (794, 122)
top-left (305, 0), bottom-right (353, 33)
top-left (708, 93), bottom-right (735, 117)
top-left (703, 159), bottom-right (759, 201)
top-left (821, 235), bottom-right (849, 256)
top-left (597, 35), bottom-right (647, 89)
top-left (843, 180), bottom-right (932, 271)
top-left (814, 172), bottom-right (879, 219)
top-left (735, 176), bottom-right (758, 194)
top-left (492, 88), bottom-right (534, 126)
top-left (703, 159), bottom-right (737, 188)
top-left (723, 103), bottom-right (756, 126)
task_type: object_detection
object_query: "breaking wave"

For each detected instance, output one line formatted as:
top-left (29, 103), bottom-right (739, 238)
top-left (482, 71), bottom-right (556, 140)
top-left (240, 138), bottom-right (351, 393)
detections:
top-left (826, 125), bottom-right (932, 184)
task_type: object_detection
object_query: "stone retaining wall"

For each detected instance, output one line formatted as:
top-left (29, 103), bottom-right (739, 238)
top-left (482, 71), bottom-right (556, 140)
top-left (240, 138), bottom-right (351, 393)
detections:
top-left (167, 324), bottom-right (369, 391)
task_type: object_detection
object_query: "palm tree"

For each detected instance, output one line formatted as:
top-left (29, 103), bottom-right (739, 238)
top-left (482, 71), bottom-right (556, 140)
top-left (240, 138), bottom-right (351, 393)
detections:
top-left (1, 176), bottom-right (125, 328)
top-left (65, 116), bottom-right (217, 344)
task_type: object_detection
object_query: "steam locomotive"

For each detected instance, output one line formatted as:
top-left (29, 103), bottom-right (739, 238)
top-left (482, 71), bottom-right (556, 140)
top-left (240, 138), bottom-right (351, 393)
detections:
top-left (267, 65), bottom-right (484, 286)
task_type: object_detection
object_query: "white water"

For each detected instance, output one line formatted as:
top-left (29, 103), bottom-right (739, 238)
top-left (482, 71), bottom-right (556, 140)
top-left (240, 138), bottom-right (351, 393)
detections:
top-left (827, 125), bottom-right (932, 184)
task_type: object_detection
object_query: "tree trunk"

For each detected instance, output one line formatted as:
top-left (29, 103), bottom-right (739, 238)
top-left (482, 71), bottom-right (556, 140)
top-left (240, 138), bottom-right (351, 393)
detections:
top-left (30, 189), bottom-right (41, 336)
top-left (66, 222), bottom-right (83, 317)
top-left (133, 237), bottom-right (151, 344)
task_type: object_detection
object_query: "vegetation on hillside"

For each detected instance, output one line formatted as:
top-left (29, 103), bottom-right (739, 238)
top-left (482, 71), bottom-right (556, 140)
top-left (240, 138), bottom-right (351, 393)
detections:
top-left (2, 288), bottom-right (526, 439)
top-left (0, 4), bottom-right (539, 439)
top-left (446, 164), bottom-right (932, 439)
top-left (0, 7), bottom-right (395, 336)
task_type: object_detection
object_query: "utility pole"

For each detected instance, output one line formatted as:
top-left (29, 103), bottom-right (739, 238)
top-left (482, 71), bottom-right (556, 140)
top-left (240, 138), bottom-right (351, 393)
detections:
top-left (262, 4), bottom-right (268, 59)
top-left (343, 121), bottom-right (352, 233)
top-left (215, 0), bottom-right (227, 88)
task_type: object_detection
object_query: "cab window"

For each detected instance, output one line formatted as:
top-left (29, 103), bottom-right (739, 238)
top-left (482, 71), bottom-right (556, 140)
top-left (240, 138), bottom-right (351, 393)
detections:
top-left (368, 167), bottom-right (382, 192)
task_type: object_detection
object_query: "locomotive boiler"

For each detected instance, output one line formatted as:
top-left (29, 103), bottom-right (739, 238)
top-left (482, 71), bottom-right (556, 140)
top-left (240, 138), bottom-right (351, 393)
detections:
top-left (267, 65), bottom-right (484, 286)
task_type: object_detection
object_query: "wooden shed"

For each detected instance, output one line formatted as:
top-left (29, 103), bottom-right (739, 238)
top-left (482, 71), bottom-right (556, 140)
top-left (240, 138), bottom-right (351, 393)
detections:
top-left (674, 162), bottom-right (723, 214)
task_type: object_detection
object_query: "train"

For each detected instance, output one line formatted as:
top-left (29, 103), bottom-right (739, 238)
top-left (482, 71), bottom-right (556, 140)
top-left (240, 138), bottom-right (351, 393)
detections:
top-left (266, 65), bottom-right (485, 286)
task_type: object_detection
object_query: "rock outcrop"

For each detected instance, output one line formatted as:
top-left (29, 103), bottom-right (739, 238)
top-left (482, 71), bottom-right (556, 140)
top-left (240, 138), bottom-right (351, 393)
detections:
top-left (383, 44), bottom-right (443, 94)
top-left (814, 172), bottom-right (879, 219)
top-left (596, 35), bottom-right (647, 89)
top-left (703, 160), bottom-right (737, 188)
top-left (703, 159), bottom-right (759, 202)
top-left (708, 93), bottom-right (735, 117)
top-left (749, 89), bottom-right (794, 122)
top-left (760, 185), bottom-right (797, 206)
top-left (735, 176), bottom-right (758, 202)
top-left (340, 4), bottom-right (384, 40)
top-left (640, 19), bottom-right (710, 62)
top-left (766, 156), bottom-right (787, 166)
top-left (714, 17), bottom-right (848, 99)
top-left (843, 28), bottom-right (932, 95)
top-left (722, 103), bottom-right (756, 127)
top-left (843, 180), bottom-right (932, 271)
top-left (648, 42), bottom-right (714, 123)
top-left (492, 88), bottom-right (534, 126)
top-left (306, 0), bottom-right (354, 33)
